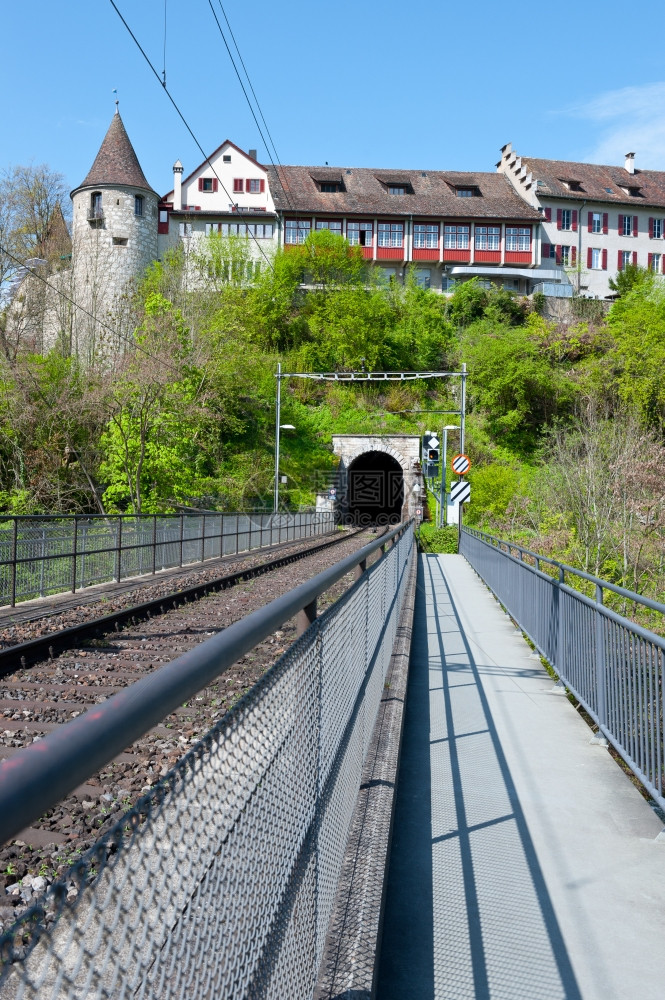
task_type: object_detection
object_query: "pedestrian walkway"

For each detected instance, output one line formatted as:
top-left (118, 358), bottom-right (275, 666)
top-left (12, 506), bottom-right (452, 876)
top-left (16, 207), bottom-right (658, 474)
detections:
top-left (376, 553), bottom-right (665, 1000)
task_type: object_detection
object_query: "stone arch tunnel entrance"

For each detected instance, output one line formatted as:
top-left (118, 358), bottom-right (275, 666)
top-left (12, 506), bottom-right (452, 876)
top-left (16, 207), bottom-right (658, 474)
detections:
top-left (347, 451), bottom-right (404, 525)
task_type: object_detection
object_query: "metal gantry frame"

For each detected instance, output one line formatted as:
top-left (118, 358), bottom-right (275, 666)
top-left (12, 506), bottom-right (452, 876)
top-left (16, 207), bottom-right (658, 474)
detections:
top-left (273, 364), bottom-right (467, 513)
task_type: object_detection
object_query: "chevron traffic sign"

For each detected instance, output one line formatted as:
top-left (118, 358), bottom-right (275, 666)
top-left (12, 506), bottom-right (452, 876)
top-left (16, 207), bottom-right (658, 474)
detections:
top-left (449, 480), bottom-right (471, 505)
top-left (451, 453), bottom-right (471, 475)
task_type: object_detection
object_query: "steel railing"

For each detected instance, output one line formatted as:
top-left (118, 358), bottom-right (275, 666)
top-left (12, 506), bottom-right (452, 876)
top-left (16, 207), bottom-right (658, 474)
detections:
top-left (460, 526), bottom-right (665, 811)
top-left (0, 521), bottom-right (414, 999)
top-left (0, 511), bottom-right (335, 608)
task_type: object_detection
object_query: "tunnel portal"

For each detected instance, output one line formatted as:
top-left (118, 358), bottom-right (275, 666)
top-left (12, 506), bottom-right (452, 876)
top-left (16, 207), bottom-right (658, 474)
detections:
top-left (347, 451), bottom-right (405, 526)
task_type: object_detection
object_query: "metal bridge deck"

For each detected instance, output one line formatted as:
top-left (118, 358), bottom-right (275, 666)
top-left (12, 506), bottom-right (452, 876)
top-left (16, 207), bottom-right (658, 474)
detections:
top-left (377, 553), bottom-right (665, 1000)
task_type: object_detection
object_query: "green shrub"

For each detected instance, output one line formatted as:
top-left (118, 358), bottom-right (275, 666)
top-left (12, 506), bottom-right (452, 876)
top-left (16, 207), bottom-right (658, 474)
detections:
top-left (417, 523), bottom-right (458, 553)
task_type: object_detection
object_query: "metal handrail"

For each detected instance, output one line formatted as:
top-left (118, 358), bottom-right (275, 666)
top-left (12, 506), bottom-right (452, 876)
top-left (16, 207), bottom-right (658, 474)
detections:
top-left (462, 525), bottom-right (665, 617)
top-left (0, 520), bottom-right (412, 845)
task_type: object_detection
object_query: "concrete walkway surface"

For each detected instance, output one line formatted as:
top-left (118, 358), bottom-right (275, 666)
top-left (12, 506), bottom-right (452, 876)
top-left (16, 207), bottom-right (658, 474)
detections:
top-left (376, 553), bottom-right (665, 1000)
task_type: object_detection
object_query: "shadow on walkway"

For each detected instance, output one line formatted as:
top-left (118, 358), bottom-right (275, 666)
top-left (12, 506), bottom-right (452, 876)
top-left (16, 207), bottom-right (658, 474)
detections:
top-left (376, 555), bottom-right (582, 1000)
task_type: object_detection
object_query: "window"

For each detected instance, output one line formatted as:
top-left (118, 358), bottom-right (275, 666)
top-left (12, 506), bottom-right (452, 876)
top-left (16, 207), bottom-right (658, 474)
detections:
top-left (112, 236), bottom-right (128, 246)
top-left (620, 250), bottom-right (632, 269)
top-left (475, 225), bottom-right (500, 251)
top-left (413, 224), bottom-right (439, 249)
top-left (444, 225), bottom-right (470, 250)
top-left (620, 214), bottom-right (637, 237)
top-left (320, 182), bottom-right (342, 193)
top-left (216, 222), bottom-right (273, 239)
top-left (591, 248), bottom-right (601, 269)
top-left (590, 213), bottom-right (602, 234)
top-left (201, 178), bottom-right (214, 192)
top-left (159, 210), bottom-right (168, 224)
top-left (506, 227), bottom-right (531, 252)
top-left (649, 253), bottom-right (662, 273)
top-left (134, 195), bottom-right (143, 216)
top-left (456, 189), bottom-right (476, 198)
top-left (560, 245), bottom-right (571, 266)
top-left (414, 268), bottom-right (431, 289)
top-left (179, 222), bottom-right (192, 238)
top-left (285, 219), bottom-right (311, 244)
top-left (388, 185), bottom-right (406, 195)
top-left (246, 179), bottom-right (264, 193)
top-left (560, 209), bottom-right (571, 231)
top-left (378, 222), bottom-right (404, 247)
top-left (347, 221), bottom-right (373, 247)
top-left (650, 218), bottom-right (663, 239)
top-left (316, 220), bottom-right (342, 234)
top-left (90, 192), bottom-right (102, 219)
top-left (233, 178), bottom-right (244, 193)
top-left (223, 154), bottom-right (231, 163)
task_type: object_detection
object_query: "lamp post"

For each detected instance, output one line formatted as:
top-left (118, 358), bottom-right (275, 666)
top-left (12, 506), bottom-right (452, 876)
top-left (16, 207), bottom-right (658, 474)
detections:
top-left (440, 425), bottom-right (460, 527)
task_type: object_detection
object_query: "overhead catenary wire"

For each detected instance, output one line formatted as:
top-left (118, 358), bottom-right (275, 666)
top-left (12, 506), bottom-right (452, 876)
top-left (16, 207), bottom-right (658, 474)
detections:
top-left (207, 0), bottom-right (298, 217)
top-left (108, 0), bottom-right (275, 273)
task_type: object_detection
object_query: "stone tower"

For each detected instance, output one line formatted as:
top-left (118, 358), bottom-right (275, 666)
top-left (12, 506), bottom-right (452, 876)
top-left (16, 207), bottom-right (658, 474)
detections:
top-left (70, 109), bottom-right (158, 359)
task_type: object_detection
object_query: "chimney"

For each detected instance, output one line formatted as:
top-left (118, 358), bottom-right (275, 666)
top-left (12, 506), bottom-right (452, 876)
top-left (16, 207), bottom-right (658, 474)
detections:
top-left (625, 152), bottom-right (635, 175)
top-left (173, 159), bottom-right (184, 210)
top-left (249, 148), bottom-right (258, 161)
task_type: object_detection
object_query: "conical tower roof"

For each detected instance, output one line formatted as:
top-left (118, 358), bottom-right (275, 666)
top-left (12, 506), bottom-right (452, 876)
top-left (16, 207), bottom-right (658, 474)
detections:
top-left (71, 110), bottom-right (156, 196)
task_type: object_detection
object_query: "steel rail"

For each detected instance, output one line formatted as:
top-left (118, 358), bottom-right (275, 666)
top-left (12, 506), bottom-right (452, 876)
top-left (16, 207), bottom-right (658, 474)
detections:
top-left (0, 527), bottom-right (359, 675)
top-left (0, 521), bottom-right (411, 845)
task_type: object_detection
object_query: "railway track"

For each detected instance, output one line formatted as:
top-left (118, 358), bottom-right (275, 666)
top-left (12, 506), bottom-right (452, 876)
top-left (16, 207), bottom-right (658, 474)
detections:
top-left (0, 527), bottom-right (378, 926)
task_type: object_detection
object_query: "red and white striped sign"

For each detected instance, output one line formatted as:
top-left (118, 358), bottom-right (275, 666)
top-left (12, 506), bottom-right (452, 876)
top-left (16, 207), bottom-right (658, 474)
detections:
top-left (451, 453), bottom-right (471, 475)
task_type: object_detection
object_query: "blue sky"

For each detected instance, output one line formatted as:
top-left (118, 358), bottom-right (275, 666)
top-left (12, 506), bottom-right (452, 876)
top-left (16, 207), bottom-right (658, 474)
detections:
top-left (5, 0), bottom-right (665, 198)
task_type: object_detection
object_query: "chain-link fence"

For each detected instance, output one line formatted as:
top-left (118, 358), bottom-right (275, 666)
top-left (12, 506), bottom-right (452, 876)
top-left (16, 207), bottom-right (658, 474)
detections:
top-left (0, 524), bottom-right (414, 999)
top-left (0, 512), bottom-right (335, 608)
top-left (460, 525), bottom-right (665, 811)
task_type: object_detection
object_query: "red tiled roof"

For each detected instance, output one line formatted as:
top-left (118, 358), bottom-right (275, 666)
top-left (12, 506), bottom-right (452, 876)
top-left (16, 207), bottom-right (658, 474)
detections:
top-left (267, 166), bottom-right (541, 221)
top-left (72, 112), bottom-right (156, 196)
top-left (516, 156), bottom-right (665, 208)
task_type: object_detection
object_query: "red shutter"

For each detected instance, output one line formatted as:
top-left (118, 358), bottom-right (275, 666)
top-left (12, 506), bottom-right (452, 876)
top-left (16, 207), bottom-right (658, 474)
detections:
top-left (571, 246), bottom-right (577, 265)
top-left (633, 216), bottom-right (638, 237)
top-left (542, 243), bottom-right (549, 258)
top-left (572, 210), bottom-right (578, 232)
top-left (602, 249), bottom-right (607, 270)
top-left (197, 178), bottom-right (203, 192)
top-left (618, 214), bottom-right (624, 235)
top-left (212, 178), bottom-right (218, 193)
top-left (649, 217), bottom-right (654, 238)
top-left (648, 253), bottom-right (653, 270)
top-left (556, 208), bottom-right (562, 230)
top-left (555, 245), bottom-right (562, 264)
top-left (602, 213), bottom-right (608, 234)
top-left (618, 250), bottom-right (623, 270)
top-left (587, 247), bottom-right (593, 268)
top-left (246, 179), bottom-right (251, 192)
top-left (544, 207), bottom-right (552, 222)
top-left (588, 211), bottom-right (593, 233)
top-left (260, 179), bottom-right (265, 193)
top-left (632, 251), bottom-right (638, 266)
top-left (233, 178), bottom-right (243, 193)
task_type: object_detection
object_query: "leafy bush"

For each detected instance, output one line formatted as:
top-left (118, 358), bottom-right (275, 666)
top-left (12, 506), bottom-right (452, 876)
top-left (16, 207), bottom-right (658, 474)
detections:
top-left (417, 523), bottom-right (458, 553)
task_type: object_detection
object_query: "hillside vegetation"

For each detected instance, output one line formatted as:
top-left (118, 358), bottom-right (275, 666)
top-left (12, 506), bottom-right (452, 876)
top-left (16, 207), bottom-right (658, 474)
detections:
top-left (1, 232), bottom-right (664, 600)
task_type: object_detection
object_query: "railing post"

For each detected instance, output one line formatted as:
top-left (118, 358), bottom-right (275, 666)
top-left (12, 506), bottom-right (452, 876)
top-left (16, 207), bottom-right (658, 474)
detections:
top-left (115, 516), bottom-right (123, 583)
top-left (201, 514), bottom-right (206, 564)
top-left (71, 517), bottom-right (78, 594)
top-left (152, 514), bottom-right (157, 575)
top-left (10, 518), bottom-right (17, 608)
top-left (595, 583), bottom-right (607, 732)
top-left (179, 513), bottom-right (184, 567)
top-left (297, 598), bottom-right (317, 636)
top-left (355, 557), bottom-right (367, 581)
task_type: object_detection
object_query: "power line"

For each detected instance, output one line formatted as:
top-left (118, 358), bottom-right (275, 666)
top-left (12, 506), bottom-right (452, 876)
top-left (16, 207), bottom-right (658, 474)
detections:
top-left (108, 0), bottom-right (275, 273)
top-left (209, 0), bottom-right (298, 215)
top-left (0, 244), bottom-right (182, 375)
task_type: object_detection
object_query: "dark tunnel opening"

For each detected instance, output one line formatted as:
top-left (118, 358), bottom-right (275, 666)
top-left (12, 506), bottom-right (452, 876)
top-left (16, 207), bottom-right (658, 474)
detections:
top-left (346, 451), bottom-right (405, 526)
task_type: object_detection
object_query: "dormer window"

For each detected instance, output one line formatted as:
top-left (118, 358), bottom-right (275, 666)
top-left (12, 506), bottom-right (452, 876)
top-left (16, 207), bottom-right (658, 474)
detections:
top-left (321, 182), bottom-right (342, 193)
top-left (389, 185), bottom-right (407, 195)
top-left (311, 175), bottom-right (345, 193)
top-left (456, 188), bottom-right (479, 198)
top-left (560, 178), bottom-right (583, 192)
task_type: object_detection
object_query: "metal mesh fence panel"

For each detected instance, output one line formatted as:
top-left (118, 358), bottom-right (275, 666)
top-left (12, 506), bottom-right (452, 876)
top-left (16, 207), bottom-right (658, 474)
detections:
top-left (460, 527), bottom-right (665, 811)
top-left (0, 526), bottom-right (413, 999)
top-left (0, 513), bottom-right (335, 608)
